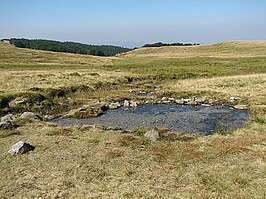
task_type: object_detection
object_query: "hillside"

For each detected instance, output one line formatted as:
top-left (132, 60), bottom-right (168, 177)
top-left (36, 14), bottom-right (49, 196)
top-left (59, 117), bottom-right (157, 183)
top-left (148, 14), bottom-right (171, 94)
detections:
top-left (120, 41), bottom-right (266, 58)
top-left (0, 41), bottom-right (113, 69)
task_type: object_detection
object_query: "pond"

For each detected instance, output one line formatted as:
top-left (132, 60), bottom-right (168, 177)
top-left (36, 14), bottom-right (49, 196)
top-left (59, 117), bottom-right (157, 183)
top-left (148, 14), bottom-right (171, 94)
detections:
top-left (52, 105), bottom-right (249, 135)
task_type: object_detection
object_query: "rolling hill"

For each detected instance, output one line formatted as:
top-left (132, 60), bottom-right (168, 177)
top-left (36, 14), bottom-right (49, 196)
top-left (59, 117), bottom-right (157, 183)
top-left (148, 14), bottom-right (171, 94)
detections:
top-left (120, 41), bottom-right (266, 58)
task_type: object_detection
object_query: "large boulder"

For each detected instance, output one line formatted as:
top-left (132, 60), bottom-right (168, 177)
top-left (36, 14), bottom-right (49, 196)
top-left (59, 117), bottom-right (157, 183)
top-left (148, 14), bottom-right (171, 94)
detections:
top-left (144, 130), bottom-right (160, 141)
top-left (66, 104), bottom-right (107, 119)
top-left (1, 114), bottom-right (16, 122)
top-left (8, 141), bottom-right (35, 155)
top-left (20, 112), bottom-right (42, 120)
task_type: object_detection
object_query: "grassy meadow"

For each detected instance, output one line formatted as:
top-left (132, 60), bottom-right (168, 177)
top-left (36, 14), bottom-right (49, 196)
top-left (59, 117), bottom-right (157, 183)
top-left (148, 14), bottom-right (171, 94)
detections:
top-left (0, 41), bottom-right (265, 198)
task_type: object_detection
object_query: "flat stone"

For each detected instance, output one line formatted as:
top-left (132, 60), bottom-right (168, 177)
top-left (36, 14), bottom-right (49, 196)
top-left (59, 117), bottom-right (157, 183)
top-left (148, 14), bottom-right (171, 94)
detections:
top-left (144, 130), bottom-right (160, 141)
top-left (8, 141), bottom-right (35, 155)
top-left (234, 105), bottom-right (248, 110)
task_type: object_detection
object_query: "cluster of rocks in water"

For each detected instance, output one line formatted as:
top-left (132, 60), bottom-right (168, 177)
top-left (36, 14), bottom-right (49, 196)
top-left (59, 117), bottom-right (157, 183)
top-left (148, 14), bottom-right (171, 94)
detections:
top-left (105, 95), bottom-right (248, 111)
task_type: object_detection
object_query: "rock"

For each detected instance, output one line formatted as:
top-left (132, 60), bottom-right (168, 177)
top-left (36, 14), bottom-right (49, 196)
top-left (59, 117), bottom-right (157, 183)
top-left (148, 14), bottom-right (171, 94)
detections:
top-left (183, 98), bottom-right (191, 104)
top-left (109, 102), bottom-right (121, 109)
top-left (197, 97), bottom-right (207, 104)
top-left (229, 96), bottom-right (235, 103)
top-left (8, 141), bottom-right (35, 155)
top-left (0, 120), bottom-right (15, 130)
top-left (130, 101), bottom-right (138, 108)
top-left (66, 104), bottom-right (107, 119)
top-left (144, 130), bottom-right (160, 141)
top-left (43, 115), bottom-right (54, 121)
top-left (168, 98), bottom-right (175, 101)
top-left (106, 126), bottom-right (123, 131)
top-left (175, 99), bottom-right (184, 104)
top-left (233, 105), bottom-right (248, 110)
top-left (187, 100), bottom-right (198, 106)
top-left (161, 97), bottom-right (168, 101)
top-left (201, 104), bottom-right (211, 107)
top-left (9, 99), bottom-right (26, 108)
top-left (163, 100), bottom-right (171, 104)
top-left (80, 125), bottom-right (95, 131)
top-left (192, 96), bottom-right (198, 101)
top-left (208, 99), bottom-right (214, 105)
top-left (124, 100), bottom-right (130, 107)
top-left (20, 112), bottom-right (42, 120)
top-left (1, 114), bottom-right (16, 122)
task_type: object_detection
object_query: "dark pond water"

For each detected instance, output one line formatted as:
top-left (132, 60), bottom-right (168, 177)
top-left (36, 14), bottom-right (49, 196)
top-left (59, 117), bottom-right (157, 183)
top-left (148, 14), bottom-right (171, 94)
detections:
top-left (52, 105), bottom-right (249, 135)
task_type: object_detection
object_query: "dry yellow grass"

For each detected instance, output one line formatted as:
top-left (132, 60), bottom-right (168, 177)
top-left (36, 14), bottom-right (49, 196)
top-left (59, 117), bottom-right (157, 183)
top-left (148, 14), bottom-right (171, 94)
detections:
top-left (163, 73), bottom-right (266, 110)
top-left (121, 40), bottom-right (266, 58)
top-left (0, 69), bottom-right (131, 96)
top-left (0, 120), bottom-right (265, 198)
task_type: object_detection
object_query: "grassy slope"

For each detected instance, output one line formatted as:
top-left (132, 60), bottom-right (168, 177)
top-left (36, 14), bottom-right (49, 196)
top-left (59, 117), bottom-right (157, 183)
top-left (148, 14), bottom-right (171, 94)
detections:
top-left (121, 41), bottom-right (266, 58)
top-left (0, 41), bottom-right (265, 198)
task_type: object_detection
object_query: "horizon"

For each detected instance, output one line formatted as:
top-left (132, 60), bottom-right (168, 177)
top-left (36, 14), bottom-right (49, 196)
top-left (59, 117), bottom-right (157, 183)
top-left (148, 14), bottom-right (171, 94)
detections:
top-left (1, 0), bottom-right (266, 48)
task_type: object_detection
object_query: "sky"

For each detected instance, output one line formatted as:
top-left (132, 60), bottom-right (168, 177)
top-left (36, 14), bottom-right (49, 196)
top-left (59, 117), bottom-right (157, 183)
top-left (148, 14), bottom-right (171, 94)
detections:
top-left (1, 0), bottom-right (266, 47)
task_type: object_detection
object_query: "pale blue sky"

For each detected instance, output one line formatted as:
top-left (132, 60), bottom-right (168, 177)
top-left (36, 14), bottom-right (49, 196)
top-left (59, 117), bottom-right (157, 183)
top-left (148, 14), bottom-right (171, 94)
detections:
top-left (1, 0), bottom-right (266, 47)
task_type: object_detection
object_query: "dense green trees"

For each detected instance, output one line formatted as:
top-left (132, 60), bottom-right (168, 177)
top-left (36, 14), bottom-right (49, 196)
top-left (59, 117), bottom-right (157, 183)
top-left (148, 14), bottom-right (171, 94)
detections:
top-left (9, 38), bottom-right (131, 56)
top-left (142, 42), bottom-right (199, 48)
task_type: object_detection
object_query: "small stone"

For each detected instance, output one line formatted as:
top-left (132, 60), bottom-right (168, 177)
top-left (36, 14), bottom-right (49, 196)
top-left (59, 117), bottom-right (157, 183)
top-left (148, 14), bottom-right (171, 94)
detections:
top-left (109, 102), bottom-right (121, 109)
top-left (230, 96), bottom-right (235, 100)
top-left (233, 105), bottom-right (248, 110)
top-left (163, 100), bottom-right (171, 104)
top-left (124, 100), bottom-right (130, 107)
top-left (201, 104), bottom-right (211, 107)
top-left (80, 125), bottom-right (94, 131)
top-left (168, 98), bottom-right (175, 101)
top-left (161, 97), bottom-right (168, 101)
top-left (130, 101), bottom-right (138, 107)
top-left (175, 99), bottom-right (184, 104)
top-left (106, 126), bottom-right (123, 131)
top-left (144, 130), bottom-right (160, 141)
top-left (183, 99), bottom-right (191, 103)
top-left (9, 99), bottom-right (26, 108)
top-left (187, 100), bottom-right (198, 105)
top-left (8, 141), bottom-right (35, 155)
top-left (192, 96), bottom-right (198, 101)
top-left (0, 120), bottom-right (15, 130)
top-left (44, 115), bottom-right (54, 121)
top-left (208, 99), bottom-right (214, 105)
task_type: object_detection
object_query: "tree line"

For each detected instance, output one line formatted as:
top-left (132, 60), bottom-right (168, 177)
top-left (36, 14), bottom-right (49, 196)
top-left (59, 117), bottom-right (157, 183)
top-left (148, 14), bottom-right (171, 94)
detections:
top-left (142, 42), bottom-right (200, 48)
top-left (9, 38), bottom-right (132, 56)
